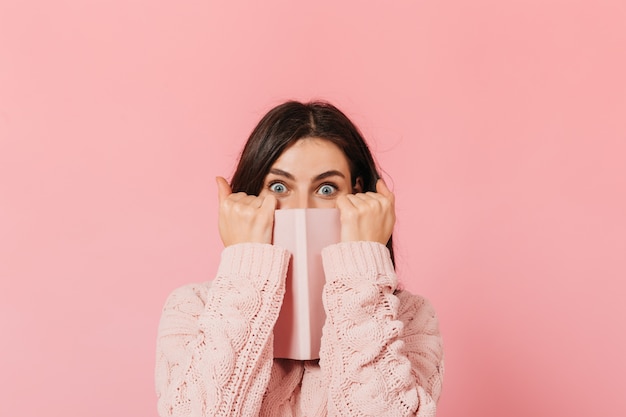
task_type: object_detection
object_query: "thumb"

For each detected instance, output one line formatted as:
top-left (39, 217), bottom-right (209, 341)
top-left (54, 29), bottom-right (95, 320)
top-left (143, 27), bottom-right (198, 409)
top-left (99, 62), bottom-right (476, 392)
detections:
top-left (216, 176), bottom-right (232, 203)
top-left (260, 193), bottom-right (277, 211)
top-left (376, 178), bottom-right (393, 198)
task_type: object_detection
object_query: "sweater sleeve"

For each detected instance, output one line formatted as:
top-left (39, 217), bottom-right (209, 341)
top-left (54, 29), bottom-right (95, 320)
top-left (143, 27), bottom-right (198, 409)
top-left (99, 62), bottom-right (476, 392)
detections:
top-left (319, 241), bottom-right (444, 417)
top-left (155, 243), bottom-right (291, 417)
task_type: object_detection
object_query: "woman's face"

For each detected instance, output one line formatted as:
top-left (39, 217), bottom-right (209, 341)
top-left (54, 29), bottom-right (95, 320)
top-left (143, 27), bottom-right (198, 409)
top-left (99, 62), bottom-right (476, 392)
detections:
top-left (259, 137), bottom-right (360, 209)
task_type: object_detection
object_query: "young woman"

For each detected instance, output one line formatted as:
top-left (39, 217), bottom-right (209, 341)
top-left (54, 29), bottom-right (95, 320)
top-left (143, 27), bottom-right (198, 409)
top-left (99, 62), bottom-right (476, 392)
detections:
top-left (155, 101), bottom-right (444, 416)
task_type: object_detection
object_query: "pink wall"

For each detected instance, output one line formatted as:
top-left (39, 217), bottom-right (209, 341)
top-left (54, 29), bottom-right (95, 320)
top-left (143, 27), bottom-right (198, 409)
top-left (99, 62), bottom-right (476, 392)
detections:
top-left (1, 1), bottom-right (625, 416)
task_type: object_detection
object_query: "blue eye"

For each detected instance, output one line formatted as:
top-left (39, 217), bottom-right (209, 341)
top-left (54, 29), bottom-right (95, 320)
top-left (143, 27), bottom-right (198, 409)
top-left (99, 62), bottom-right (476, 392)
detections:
top-left (269, 182), bottom-right (287, 194)
top-left (317, 184), bottom-right (337, 196)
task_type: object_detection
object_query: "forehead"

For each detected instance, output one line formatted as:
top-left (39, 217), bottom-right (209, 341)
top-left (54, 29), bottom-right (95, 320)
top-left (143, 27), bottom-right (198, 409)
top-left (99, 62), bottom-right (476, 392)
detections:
top-left (271, 138), bottom-right (351, 174)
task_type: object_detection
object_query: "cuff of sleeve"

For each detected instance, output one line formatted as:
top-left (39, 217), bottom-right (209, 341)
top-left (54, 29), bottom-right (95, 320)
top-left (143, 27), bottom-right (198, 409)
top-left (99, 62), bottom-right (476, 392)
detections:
top-left (217, 243), bottom-right (291, 290)
top-left (321, 241), bottom-right (397, 289)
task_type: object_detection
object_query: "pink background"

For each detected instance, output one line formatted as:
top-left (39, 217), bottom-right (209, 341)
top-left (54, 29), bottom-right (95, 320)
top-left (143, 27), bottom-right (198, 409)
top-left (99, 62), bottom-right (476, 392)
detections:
top-left (1, 1), bottom-right (625, 416)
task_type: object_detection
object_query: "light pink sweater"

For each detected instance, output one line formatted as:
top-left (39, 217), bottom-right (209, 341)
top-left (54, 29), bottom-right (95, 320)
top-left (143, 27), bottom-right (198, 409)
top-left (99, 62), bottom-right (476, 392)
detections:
top-left (155, 241), bottom-right (444, 416)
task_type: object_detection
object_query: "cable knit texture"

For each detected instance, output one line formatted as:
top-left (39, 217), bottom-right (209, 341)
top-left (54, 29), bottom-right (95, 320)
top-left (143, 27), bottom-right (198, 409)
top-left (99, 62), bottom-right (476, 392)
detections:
top-left (156, 241), bottom-right (444, 416)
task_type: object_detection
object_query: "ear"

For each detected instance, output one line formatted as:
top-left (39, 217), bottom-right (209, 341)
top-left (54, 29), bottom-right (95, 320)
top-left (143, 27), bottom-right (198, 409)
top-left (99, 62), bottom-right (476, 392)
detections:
top-left (352, 177), bottom-right (363, 193)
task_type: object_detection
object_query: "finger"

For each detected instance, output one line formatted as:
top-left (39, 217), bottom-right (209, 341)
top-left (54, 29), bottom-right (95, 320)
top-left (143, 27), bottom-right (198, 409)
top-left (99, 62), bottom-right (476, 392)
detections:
top-left (349, 193), bottom-right (374, 208)
top-left (355, 192), bottom-right (382, 201)
top-left (233, 194), bottom-right (260, 206)
top-left (376, 179), bottom-right (395, 202)
top-left (260, 194), bottom-right (277, 212)
top-left (336, 194), bottom-right (356, 212)
top-left (227, 192), bottom-right (247, 203)
top-left (216, 176), bottom-right (232, 203)
top-left (344, 193), bottom-right (363, 208)
top-left (348, 194), bottom-right (381, 216)
top-left (348, 192), bottom-right (383, 208)
top-left (363, 190), bottom-right (394, 208)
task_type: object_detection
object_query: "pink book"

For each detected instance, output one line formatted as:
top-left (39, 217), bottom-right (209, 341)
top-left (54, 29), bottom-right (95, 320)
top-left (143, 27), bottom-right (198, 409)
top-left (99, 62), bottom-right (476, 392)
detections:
top-left (272, 208), bottom-right (341, 360)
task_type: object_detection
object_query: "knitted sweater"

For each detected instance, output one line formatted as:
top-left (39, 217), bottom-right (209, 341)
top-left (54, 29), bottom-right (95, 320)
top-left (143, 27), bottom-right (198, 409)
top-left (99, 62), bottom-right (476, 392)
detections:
top-left (155, 241), bottom-right (444, 417)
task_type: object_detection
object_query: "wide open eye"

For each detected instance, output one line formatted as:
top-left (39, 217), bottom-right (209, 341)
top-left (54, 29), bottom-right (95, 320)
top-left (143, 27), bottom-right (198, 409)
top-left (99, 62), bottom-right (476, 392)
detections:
top-left (317, 184), bottom-right (338, 196)
top-left (269, 182), bottom-right (288, 194)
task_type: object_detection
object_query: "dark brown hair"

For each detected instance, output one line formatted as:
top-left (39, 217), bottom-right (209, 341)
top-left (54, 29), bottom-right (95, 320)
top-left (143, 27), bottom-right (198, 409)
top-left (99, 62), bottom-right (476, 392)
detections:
top-left (230, 100), bottom-right (394, 263)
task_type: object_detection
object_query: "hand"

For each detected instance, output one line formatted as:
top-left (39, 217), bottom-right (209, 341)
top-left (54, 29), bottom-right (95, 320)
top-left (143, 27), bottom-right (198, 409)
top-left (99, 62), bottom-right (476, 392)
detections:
top-left (335, 179), bottom-right (396, 245)
top-left (216, 176), bottom-right (277, 247)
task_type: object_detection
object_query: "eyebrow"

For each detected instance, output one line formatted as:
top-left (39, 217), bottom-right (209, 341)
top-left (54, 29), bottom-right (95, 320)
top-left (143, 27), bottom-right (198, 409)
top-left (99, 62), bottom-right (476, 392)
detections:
top-left (268, 168), bottom-right (346, 182)
top-left (313, 170), bottom-right (346, 181)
